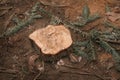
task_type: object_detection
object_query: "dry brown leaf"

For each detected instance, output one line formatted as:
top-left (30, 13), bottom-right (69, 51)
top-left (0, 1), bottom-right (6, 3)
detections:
top-left (98, 53), bottom-right (112, 63)
top-left (69, 53), bottom-right (82, 63)
top-left (69, 54), bottom-right (78, 63)
top-left (29, 25), bottom-right (72, 55)
top-left (28, 54), bottom-right (39, 71)
top-left (106, 12), bottom-right (120, 22)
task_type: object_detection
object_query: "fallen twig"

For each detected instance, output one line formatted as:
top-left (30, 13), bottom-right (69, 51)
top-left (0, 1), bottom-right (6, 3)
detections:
top-left (4, 12), bottom-right (16, 31)
top-left (59, 70), bottom-right (105, 80)
top-left (63, 64), bottom-right (82, 70)
top-left (33, 72), bottom-right (42, 80)
top-left (103, 39), bottom-right (120, 44)
top-left (0, 6), bottom-right (12, 10)
top-left (62, 63), bottom-right (88, 70)
top-left (0, 67), bottom-right (18, 74)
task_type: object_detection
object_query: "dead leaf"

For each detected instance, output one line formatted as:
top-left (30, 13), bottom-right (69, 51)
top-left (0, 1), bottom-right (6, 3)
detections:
top-left (69, 53), bottom-right (78, 63)
top-left (106, 12), bottom-right (120, 22)
top-left (69, 53), bottom-right (82, 63)
top-left (29, 25), bottom-right (73, 55)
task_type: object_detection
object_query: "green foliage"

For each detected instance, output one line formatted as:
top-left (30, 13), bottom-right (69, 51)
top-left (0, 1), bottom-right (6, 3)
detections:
top-left (73, 42), bottom-right (88, 59)
top-left (82, 5), bottom-right (90, 20)
top-left (87, 14), bottom-right (100, 22)
top-left (72, 5), bottom-right (100, 27)
top-left (86, 40), bottom-right (96, 60)
top-left (72, 28), bottom-right (120, 70)
top-left (98, 39), bottom-right (120, 62)
top-left (73, 41), bottom-right (89, 47)
top-left (73, 39), bottom-right (96, 61)
top-left (50, 15), bottom-right (62, 25)
top-left (0, 2), bottom-right (42, 38)
top-left (39, 7), bottom-right (52, 18)
top-left (103, 21), bottom-right (120, 41)
top-left (97, 38), bottom-right (120, 71)
top-left (103, 21), bottom-right (118, 29)
top-left (105, 5), bottom-right (111, 12)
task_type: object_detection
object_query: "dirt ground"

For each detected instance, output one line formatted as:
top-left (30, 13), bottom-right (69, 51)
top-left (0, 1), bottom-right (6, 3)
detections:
top-left (0, 0), bottom-right (120, 80)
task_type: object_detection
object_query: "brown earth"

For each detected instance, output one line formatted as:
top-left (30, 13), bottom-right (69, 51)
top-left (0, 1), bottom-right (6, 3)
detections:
top-left (0, 0), bottom-right (120, 80)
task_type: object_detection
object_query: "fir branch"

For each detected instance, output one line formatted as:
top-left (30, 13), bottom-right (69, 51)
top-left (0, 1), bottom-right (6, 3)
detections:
top-left (64, 24), bottom-right (88, 37)
top-left (98, 39), bottom-right (120, 71)
top-left (101, 33), bottom-right (116, 40)
top-left (103, 39), bottom-right (120, 44)
top-left (87, 14), bottom-right (100, 23)
top-left (71, 20), bottom-right (87, 27)
top-left (98, 39), bottom-right (120, 63)
top-left (12, 17), bottom-right (21, 25)
top-left (73, 41), bottom-right (89, 47)
top-left (82, 5), bottom-right (90, 20)
top-left (103, 21), bottom-right (120, 39)
top-left (87, 40), bottom-right (96, 60)
top-left (73, 46), bottom-right (88, 59)
top-left (31, 2), bottom-right (40, 16)
top-left (105, 5), bottom-right (111, 12)
top-left (0, 2), bottom-right (42, 38)
top-left (50, 15), bottom-right (62, 25)
top-left (90, 29), bottom-right (101, 41)
top-left (71, 5), bottom-right (100, 27)
top-left (101, 29), bottom-right (120, 40)
top-left (39, 7), bottom-right (52, 18)
top-left (103, 21), bottom-right (118, 29)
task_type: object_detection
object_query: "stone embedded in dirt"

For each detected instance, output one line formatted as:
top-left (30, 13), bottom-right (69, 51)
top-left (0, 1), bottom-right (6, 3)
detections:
top-left (29, 25), bottom-right (72, 55)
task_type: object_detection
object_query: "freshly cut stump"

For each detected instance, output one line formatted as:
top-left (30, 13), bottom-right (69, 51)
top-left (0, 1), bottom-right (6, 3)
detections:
top-left (29, 25), bottom-right (72, 55)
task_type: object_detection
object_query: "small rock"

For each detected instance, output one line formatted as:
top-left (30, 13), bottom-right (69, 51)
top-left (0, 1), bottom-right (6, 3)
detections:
top-left (78, 56), bottom-right (82, 62)
top-left (29, 25), bottom-right (72, 55)
top-left (57, 59), bottom-right (65, 66)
